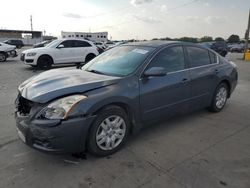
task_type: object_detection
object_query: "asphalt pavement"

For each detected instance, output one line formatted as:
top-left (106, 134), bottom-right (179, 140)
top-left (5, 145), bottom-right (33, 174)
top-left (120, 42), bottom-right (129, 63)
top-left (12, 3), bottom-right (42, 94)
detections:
top-left (0, 50), bottom-right (249, 188)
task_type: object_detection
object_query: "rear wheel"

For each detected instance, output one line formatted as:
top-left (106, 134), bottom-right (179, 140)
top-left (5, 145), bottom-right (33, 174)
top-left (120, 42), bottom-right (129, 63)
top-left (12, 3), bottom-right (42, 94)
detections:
top-left (208, 82), bottom-right (229, 112)
top-left (85, 54), bottom-right (96, 63)
top-left (87, 105), bottom-right (130, 156)
top-left (0, 52), bottom-right (7, 62)
top-left (37, 55), bottom-right (53, 69)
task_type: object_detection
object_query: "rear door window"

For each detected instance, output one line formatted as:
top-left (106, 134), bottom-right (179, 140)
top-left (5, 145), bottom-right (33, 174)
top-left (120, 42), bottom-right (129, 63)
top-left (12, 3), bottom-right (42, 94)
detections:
top-left (74, 40), bottom-right (91, 47)
top-left (186, 46), bottom-right (211, 68)
top-left (209, 51), bottom-right (217, 64)
top-left (60, 40), bottom-right (74, 48)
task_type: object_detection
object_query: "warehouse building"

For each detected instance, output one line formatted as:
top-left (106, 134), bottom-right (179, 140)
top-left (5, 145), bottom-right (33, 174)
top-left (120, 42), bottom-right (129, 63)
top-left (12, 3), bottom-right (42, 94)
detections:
top-left (61, 31), bottom-right (108, 42)
top-left (0, 29), bottom-right (43, 45)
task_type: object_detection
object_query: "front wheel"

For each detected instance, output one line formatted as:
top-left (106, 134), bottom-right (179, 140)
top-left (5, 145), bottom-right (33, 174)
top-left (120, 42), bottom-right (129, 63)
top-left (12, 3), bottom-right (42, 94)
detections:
top-left (208, 83), bottom-right (229, 112)
top-left (37, 55), bottom-right (53, 69)
top-left (87, 105), bottom-right (130, 156)
top-left (0, 52), bottom-right (7, 62)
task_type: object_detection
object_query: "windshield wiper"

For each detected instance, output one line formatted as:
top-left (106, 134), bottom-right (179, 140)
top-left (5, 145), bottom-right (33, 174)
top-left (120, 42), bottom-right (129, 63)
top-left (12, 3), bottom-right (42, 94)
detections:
top-left (86, 69), bottom-right (106, 75)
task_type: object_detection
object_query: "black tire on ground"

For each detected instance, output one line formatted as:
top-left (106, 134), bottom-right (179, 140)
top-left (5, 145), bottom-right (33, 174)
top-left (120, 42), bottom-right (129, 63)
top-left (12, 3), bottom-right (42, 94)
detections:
top-left (220, 51), bottom-right (227, 57)
top-left (0, 52), bottom-right (7, 62)
top-left (75, 63), bottom-right (82, 69)
top-left (85, 54), bottom-right (96, 63)
top-left (87, 105), bottom-right (130, 156)
top-left (37, 55), bottom-right (53, 69)
top-left (208, 82), bottom-right (229, 113)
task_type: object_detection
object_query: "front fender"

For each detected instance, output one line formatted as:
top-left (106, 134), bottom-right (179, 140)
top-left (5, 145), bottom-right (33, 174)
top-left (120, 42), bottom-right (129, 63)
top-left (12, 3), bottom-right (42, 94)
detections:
top-left (70, 79), bottom-right (141, 125)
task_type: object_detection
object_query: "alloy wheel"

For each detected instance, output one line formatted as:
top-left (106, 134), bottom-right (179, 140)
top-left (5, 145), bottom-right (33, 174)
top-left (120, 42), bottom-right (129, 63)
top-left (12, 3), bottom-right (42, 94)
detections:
top-left (96, 115), bottom-right (126, 151)
top-left (215, 87), bottom-right (227, 109)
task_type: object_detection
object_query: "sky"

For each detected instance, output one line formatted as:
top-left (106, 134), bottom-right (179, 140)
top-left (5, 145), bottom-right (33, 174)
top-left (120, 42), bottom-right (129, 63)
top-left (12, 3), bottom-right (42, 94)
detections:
top-left (0, 0), bottom-right (249, 40)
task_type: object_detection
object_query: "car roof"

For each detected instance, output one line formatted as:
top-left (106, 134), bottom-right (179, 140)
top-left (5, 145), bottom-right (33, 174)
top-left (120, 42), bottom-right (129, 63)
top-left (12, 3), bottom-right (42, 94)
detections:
top-left (61, 38), bottom-right (90, 42)
top-left (125, 40), bottom-right (211, 49)
top-left (125, 40), bottom-right (177, 47)
top-left (60, 38), bottom-right (94, 44)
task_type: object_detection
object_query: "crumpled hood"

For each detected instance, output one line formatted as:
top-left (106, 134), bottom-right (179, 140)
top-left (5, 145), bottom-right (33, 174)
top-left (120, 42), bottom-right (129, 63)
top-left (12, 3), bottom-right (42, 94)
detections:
top-left (0, 43), bottom-right (15, 51)
top-left (18, 69), bottom-right (120, 103)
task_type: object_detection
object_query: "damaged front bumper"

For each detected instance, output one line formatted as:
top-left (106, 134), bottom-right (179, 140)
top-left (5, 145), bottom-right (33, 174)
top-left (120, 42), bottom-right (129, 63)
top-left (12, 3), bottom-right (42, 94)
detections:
top-left (15, 112), bottom-right (95, 154)
top-left (6, 50), bottom-right (18, 58)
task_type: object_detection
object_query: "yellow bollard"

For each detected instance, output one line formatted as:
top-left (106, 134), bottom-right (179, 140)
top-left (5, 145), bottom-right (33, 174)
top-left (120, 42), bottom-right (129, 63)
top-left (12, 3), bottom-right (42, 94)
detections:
top-left (244, 50), bottom-right (250, 61)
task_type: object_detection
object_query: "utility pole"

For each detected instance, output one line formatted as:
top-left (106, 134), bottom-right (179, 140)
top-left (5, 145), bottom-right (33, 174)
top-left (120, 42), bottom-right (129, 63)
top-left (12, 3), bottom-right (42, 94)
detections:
top-left (30, 15), bottom-right (33, 31)
top-left (244, 9), bottom-right (250, 53)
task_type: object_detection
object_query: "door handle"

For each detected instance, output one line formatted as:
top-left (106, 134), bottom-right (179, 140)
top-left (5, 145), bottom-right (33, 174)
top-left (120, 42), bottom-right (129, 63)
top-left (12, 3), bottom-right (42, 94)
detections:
top-left (181, 78), bottom-right (189, 83)
top-left (214, 69), bottom-right (219, 74)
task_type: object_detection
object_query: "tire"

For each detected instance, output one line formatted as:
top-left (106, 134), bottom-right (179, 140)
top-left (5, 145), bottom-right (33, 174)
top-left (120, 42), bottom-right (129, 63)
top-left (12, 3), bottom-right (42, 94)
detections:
top-left (85, 54), bottom-right (96, 63)
top-left (87, 105), bottom-right (130, 156)
top-left (0, 52), bottom-right (7, 62)
top-left (220, 51), bottom-right (227, 57)
top-left (37, 55), bottom-right (53, 69)
top-left (208, 82), bottom-right (229, 112)
top-left (75, 63), bottom-right (82, 69)
top-left (11, 50), bottom-right (17, 57)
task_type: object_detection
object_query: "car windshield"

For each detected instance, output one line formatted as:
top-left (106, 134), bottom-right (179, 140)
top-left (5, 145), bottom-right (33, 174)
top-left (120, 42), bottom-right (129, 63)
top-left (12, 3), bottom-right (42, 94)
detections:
top-left (45, 40), bottom-right (62, 48)
top-left (82, 45), bottom-right (155, 77)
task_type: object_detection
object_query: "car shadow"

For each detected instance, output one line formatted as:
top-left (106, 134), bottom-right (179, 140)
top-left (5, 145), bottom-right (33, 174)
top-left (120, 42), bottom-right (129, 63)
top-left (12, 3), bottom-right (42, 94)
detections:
top-left (46, 109), bottom-right (211, 162)
top-left (125, 109), bottom-right (210, 148)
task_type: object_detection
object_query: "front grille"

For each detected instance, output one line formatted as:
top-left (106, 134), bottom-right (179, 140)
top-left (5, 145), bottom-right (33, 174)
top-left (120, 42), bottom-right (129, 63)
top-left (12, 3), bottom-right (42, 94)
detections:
top-left (25, 59), bottom-right (34, 63)
top-left (16, 94), bottom-right (33, 116)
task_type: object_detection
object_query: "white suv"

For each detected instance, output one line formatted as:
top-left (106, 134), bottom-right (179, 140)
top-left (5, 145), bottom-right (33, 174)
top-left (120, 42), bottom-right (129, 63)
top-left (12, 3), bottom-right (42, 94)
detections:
top-left (21, 39), bottom-right (99, 68)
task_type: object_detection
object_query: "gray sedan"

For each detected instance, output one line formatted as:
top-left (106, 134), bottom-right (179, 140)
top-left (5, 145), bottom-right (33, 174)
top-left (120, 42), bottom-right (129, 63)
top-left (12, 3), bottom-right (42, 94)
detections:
top-left (15, 41), bottom-right (238, 156)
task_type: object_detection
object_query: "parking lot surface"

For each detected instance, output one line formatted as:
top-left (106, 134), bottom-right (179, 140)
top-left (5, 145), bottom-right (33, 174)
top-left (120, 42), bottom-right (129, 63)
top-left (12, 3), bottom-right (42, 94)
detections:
top-left (0, 50), bottom-right (249, 188)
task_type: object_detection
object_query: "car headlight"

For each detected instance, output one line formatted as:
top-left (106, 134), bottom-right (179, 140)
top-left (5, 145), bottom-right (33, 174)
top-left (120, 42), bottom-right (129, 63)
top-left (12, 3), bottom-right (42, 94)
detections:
top-left (39, 95), bottom-right (87, 120)
top-left (27, 52), bottom-right (37, 56)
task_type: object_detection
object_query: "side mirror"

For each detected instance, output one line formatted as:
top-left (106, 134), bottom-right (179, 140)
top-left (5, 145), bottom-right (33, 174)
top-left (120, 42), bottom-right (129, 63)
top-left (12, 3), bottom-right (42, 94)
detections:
top-left (57, 44), bottom-right (64, 49)
top-left (144, 67), bottom-right (166, 77)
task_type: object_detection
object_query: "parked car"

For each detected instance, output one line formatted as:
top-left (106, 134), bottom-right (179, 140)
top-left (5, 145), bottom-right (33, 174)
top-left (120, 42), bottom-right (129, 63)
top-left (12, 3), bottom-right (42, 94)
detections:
top-left (33, 40), bottom-right (52, 48)
top-left (0, 42), bottom-right (17, 62)
top-left (211, 41), bottom-right (228, 57)
top-left (15, 41), bottom-right (238, 156)
top-left (229, 44), bottom-right (245, 53)
top-left (20, 39), bottom-right (99, 69)
top-left (105, 41), bottom-right (126, 51)
top-left (93, 42), bottom-right (106, 53)
top-left (199, 42), bottom-right (214, 49)
top-left (94, 42), bottom-right (105, 49)
top-left (104, 41), bottom-right (115, 48)
top-left (4, 39), bottom-right (24, 48)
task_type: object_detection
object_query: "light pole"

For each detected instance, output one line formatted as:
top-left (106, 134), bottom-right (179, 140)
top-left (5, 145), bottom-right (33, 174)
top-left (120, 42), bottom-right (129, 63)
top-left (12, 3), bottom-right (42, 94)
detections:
top-left (244, 10), bottom-right (250, 52)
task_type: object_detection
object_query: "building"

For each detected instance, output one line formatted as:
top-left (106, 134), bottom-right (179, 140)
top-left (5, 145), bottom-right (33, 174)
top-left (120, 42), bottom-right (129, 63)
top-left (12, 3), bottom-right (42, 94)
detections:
top-left (0, 29), bottom-right (43, 45)
top-left (61, 31), bottom-right (108, 42)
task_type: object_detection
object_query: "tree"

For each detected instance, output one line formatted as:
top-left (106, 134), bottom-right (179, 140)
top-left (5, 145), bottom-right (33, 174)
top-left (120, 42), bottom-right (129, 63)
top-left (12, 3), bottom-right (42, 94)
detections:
top-left (163, 37), bottom-right (173, 41)
top-left (215, 37), bottom-right (225, 42)
top-left (200, 36), bottom-right (213, 42)
top-left (227, 34), bottom-right (240, 43)
top-left (178, 37), bottom-right (198, 43)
